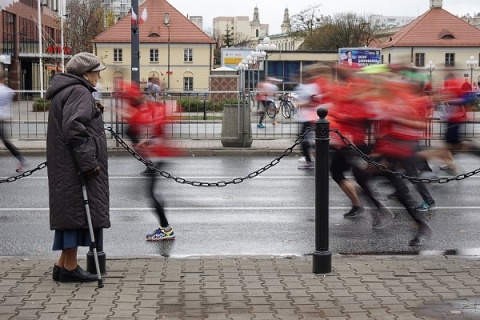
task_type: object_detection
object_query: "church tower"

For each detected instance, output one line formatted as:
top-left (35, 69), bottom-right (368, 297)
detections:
top-left (281, 7), bottom-right (291, 34)
top-left (251, 6), bottom-right (261, 28)
top-left (430, 0), bottom-right (443, 8)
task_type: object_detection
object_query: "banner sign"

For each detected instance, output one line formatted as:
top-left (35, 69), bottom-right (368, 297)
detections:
top-left (338, 48), bottom-right (381, 67)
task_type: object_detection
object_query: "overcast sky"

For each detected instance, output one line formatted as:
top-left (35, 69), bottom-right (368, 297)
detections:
top-left (167, 0), bottom-right (480, 34)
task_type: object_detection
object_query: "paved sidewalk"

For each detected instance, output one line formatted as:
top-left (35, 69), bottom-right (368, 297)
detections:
top-left (1, 255), bottom-right (480, 319)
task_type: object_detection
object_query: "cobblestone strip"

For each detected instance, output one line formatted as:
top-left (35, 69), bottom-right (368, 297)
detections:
top-left (107, 258), bottom-right (145, 319)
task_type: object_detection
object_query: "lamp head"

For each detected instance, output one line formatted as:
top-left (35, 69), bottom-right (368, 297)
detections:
top-left (164, 13), bottom-right (170, 25)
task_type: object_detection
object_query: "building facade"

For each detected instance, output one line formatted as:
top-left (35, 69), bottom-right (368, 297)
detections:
top-left (213, 6), bottom-right (269, 47)
top-left (379, 0), bottom-right (480, 87)
top-left (93, 0), bottom-right (216, 92)
top-left (0, 0), bottom-right (67, 93)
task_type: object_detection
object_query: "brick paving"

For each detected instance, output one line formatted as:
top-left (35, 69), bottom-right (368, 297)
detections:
top-left (1, 255), bottom-right (480, 319)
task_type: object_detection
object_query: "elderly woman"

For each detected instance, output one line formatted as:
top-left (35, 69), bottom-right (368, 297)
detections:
top-left (46, 52), bottom-right (110, 282)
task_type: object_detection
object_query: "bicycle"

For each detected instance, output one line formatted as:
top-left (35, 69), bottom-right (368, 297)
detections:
top-left (279, 93), bottom-right (297, 119)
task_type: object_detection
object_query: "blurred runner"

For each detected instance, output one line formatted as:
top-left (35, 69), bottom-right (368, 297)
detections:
top-left (0, 70), bottom-right (26, 172)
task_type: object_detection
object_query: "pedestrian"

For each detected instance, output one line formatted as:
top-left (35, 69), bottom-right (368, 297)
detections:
top-left (0, 70), bottom-right (26, 172)
top-left (294, 64), bottom-right (332, 169)
top-left (145, 77), bottom-right (161, 101)
top-left (46, 52), bottom-right (110, 282)
top-left (121, 82), bottom-right (176, 241)
top-left (256, 77), bottom-right (279, 128)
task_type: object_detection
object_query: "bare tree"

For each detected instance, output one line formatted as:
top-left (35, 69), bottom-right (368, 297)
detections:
top-left (65, 0), bottom-right (104, 54)
top-left (290, 4), bottom-right (330, 38)
top-left (302, 12), bottom-right (378, 50)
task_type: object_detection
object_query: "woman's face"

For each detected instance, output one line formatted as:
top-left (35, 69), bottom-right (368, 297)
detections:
top-left (84, 71), bottom-right (102, 87)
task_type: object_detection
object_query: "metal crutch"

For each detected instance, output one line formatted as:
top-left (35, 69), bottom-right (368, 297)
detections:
top-left (68, 143), bottom-right (104, 288)
top-left (78, 172), bottom-right (104, 288)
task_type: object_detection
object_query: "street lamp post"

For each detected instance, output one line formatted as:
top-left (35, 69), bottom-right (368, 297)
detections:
top-left (426, 60), bottom-right (435, 81)
top-left (256, 37), bottom-right (277, 81)
top-left (164, 13), bottom-right (170, 91)
top-left (466, 56), bottom-right (478, 88)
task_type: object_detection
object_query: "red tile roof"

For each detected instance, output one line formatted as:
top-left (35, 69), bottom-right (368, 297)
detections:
top-left (379, 7), bottom-right (480, 48)
top-left (93, 0), bottom-right (215, 44)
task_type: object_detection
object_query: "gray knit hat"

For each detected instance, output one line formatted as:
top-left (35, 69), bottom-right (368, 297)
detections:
top-left (66, 52), bottom-right (106, 76)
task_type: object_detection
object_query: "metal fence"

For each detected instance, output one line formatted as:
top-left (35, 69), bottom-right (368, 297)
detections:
top-left (4, 90), bottom-right (480, 144)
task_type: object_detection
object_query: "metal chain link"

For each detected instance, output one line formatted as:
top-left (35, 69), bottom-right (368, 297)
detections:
top-left (3, 127), bottom-right (476, 186)
top-left (0, 161), bottom-right (47, 184)
top-left (331, 128), bottom-right (480, 184)
top-left (105, 126), bottom-right (311, 187)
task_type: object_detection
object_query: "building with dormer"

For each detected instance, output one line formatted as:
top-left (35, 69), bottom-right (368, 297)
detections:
top-left (379, 0), bottom-right (480, 86)
top-left (92, 0), bottom-right (216, 92)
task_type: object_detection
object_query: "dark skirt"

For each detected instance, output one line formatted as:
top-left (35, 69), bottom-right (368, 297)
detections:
top-left (52, 229), bottom-right (92, 251)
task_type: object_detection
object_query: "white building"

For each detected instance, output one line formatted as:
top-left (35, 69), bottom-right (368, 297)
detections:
top-left (213, 6), bottom-right (269, 46)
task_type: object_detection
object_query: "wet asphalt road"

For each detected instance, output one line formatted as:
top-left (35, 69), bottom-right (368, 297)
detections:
top-left (2, 153), bottom-right (480, 258)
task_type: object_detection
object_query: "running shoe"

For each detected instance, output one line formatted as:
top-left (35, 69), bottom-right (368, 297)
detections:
top-left (343, 206), bottom-right (364, 219)
top-left (297, 157), bottom-right (315, 163)
top-left (415, 201), bottom-right (436, 213)
top-left (297, 162), bottom-right (314, 169)
top-left (146, 227), bottom-right (175, 241)
top-left (16, 159), bottom-right (26, 173)
top-left (439, 164), bottom-right (458, 175)
top-left (257, 124), bottom-right (265, 128)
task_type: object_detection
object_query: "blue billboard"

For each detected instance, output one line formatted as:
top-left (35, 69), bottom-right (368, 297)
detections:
top-left (339, 48), bottom-right (381, 67)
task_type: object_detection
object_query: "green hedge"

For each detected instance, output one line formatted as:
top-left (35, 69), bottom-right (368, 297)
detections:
top-left (177, 98), bottom-right (239, 112)
top-left (32, 98), bottom-right (50, 112)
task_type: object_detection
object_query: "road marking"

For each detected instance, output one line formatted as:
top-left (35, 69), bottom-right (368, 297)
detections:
top-left (2, 206), bottom-right (480, 211)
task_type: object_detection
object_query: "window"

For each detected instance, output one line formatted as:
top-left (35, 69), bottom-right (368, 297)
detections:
top-left (149, 49), bottom-right (159, 62)
top-left (183, 48), bottom-right (193, 62)
top-left (183, 77), bottom-right (193, 91)
top-left (113, 48), bottom-right (123, 62)
top-left (445, 53), bottom-right (455, 67)
top-left (415, 53), bottom-right (425, 67)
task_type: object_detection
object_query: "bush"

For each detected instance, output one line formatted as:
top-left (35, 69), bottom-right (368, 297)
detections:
top-left (32, 98), bottom-right (50, 112)
top-left (176, 98), bottom-right (241, 113)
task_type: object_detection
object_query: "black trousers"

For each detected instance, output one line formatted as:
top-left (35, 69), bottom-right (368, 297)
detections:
top-left (0, 121), bottom-right (22, 161)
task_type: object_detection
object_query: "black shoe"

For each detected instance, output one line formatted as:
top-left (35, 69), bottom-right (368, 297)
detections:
top-left (409, 235), bottom-right (427, 246)
top-left (387, 192), bottom-right (398, 200)
top-left (343, 206), bottom-right (364, 219)
top-left (371, 215), bottom-right (390, 229)
top-left (141, 167), bottom-right (157, 176)
top-left (52, 264), bottom-right (61, 281)
top-left (409, 224), bottom-right (433, 246)
top-left (59, 265), bottom-right (97, 283)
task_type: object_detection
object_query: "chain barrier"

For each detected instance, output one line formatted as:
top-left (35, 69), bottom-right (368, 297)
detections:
top-left (0, 161), bottom-right (47, 184)
top-left (105, 126), bottom-right (310, 187)
top-left (331, 128), bottom-right (480, 184)
top-left (3, 127), bottom-right (478, 186)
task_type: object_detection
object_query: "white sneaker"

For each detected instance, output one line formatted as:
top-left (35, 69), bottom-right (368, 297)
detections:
top-left (298, 157), bottom-right (315, 163)
top-left (298, 162), bottom-right (314, 169)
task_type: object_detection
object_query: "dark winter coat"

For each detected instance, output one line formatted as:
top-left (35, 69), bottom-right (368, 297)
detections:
top-left (46, 73), bottom-right (110, 231)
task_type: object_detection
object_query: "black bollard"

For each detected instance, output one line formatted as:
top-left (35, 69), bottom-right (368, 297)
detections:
top-left (86, 229), bottom-right (107, 275)
top-left (312, 107), bottom-right (332, 274)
